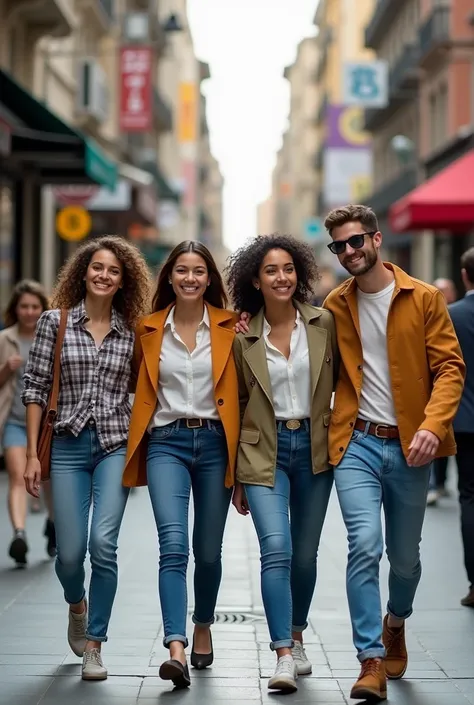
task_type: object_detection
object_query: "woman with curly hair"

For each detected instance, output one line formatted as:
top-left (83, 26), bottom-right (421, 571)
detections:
top-left (123, 240), bottom-right (240, 689)
top-left (0, 280), bottom-right (56, 566)
top-left (22, 236), bottom-right (151, 681)
top-left (226, 235), bottom-right (338, 693)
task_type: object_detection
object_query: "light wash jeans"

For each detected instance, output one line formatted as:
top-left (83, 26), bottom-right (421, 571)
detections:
top-left (334, 425), bottom-right (431, 661)
top-left (146, 419), bottom-right (232, 648)
top-left (244, 422), bottom-right (334, 650)
top-left (50, 423), bottom-right (129, 642)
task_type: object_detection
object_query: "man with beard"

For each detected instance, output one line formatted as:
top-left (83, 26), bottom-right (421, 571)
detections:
top-left (323, 205), bottom-right (465, 702)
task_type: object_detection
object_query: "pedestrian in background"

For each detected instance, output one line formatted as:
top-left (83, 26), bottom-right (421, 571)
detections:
top-left (447, 249), bottom-right (474, 608)
top-left (227, 235), bottom-right (337, 694)
top-left (123, 241), bottom-right (240, 689)
top-left (0, 279), bottom-right (56, 566)
top-left (324, 205), bottom-right (465, 702)
top-left (427, 277), bottom-right (458, 506)
top-left (22, 236), bottom-right (151, 681)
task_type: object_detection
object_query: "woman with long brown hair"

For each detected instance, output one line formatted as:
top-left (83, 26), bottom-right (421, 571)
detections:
top-left (0, 279), bottom-right (56, 566)
top-left (123, 240), bottom-right (240, 689)
top-left (22, 236), bottom-right (151, 681)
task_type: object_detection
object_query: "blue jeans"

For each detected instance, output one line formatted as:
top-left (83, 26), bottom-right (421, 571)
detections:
top-left (334, 426), bottom-right (431, 661)
top-left (147, 420), bottom-right (232, 648)
top-left (243, 422), bottom-right (334, 651)
top-left (2, 421), bottom-right (27, 448)
top-left (50, 424), bottom-right (129, 642)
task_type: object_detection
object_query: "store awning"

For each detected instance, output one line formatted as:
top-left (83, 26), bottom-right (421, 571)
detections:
top-left (141, 160), bottom-right (181, 203)
top-left (0, 69), bottom-right (117, 190)
top-left (389, 150), bottom-right (474, 233)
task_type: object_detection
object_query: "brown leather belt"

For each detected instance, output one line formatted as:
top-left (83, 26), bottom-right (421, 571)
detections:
top-left (354, 418), bottom-right (399, 440)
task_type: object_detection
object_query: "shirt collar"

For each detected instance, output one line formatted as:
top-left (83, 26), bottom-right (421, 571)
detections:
top-left (165, 305), bottom-right (210, 331)
top-left (70, 300), bottom-right (125, 333)
top-left (263, 309), bottom-right (301, 337)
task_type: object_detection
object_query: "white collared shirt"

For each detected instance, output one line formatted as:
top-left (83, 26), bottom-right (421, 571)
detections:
top-left (263, 310), bottom-right (311, 420)
top-left (149, 305), bottom-right (218, 429)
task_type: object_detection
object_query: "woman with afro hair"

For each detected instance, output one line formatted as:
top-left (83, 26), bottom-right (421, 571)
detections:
top-left (226, 235), bottom-right (338, 693)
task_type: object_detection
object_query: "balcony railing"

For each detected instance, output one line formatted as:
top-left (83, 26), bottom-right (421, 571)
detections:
top-left (419, 6), bottom-right (450, 61)
top-left (153, 88), bottom-right (173, 132)
top-left (365, 0), bottom-right (401, 50)
top-left (363, 166), bottom-right (417, 215)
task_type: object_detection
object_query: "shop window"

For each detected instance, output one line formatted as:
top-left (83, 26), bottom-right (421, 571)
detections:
top-left (0, 185), bottom-right (14, 315)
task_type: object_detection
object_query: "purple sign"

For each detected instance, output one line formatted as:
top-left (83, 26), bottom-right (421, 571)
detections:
top-left (325, 105), bottom-right (371, 149)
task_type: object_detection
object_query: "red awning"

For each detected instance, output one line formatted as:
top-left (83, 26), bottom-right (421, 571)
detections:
top-left (389, 150), bottom-right (474, 233)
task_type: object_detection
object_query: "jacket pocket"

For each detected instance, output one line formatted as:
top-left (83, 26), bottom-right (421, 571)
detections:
top-left (239, 428), bottom-right (260, 444)
top-left (323, 412), bottom-right (331, 427)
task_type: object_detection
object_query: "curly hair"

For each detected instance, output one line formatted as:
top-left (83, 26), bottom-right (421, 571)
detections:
top-left (4, 280), bottom-right (49, 327)
top-left (51, 236), bottom-right (152, 328)
top-left (225, 234), bottom-right (319, 314)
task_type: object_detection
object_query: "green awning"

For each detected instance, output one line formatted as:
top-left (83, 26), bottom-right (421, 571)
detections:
top-left (141, 160), bottom-right (181, 203)
top-left (0, 68), bottom-right (117, 189)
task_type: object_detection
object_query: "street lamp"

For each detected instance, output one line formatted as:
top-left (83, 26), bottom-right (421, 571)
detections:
top-left (390, 134), bottom-right (416, 166)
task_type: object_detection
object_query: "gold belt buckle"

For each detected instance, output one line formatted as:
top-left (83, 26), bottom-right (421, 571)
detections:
top-left (186, 418), bottom-right (203, 428)
top-left (286, 420), bottom-right (301, 430)
top-left (374, 424), bottom-right (389, 438)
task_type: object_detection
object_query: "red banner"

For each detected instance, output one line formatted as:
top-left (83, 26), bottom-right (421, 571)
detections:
top-left (119, 46), bottom-right (153, 132)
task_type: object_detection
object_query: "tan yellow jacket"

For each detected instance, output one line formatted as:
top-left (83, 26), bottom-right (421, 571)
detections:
top-left (233, 301), bottom-right (338, 487)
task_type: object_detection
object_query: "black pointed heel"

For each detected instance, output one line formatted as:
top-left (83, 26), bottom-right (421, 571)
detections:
top-left (191, 633), bottom-right (214, 669)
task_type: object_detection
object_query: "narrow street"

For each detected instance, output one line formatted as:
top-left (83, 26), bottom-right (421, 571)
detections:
top-left (0, 464), bottom-right (473, 705)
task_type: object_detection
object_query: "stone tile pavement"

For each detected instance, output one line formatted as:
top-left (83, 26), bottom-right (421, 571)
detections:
top-left (0, 461), bottom-right (473, 705)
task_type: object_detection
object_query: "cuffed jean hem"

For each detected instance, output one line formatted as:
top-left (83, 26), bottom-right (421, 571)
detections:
top-left (65, 590), bottom-right (86, 606)
top-left (270, 639), bottom-right (294, 651)
top-left (192, 615), bottom-right (215, 627)
top-left (358, 648), bottom-right (386, 662)
top-left (85, 633), bottom-right (107, 643)
top-left (387, 602), bottom-right (413, 621)
top-left (163, 634), bottom-right (189, 648)
top-left (292, 622), bottom-right (308, 632)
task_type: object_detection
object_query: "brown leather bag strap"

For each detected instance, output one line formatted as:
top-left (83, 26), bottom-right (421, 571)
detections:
top-left (48, 309), bottom-right (68, 413)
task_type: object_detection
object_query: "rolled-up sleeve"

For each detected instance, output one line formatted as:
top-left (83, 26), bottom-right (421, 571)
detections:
top-left (22, 310), bottom-right (58, 409)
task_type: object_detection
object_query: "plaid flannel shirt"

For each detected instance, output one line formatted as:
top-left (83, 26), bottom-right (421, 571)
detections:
top-left (22, 301), bottom-right (134, 452)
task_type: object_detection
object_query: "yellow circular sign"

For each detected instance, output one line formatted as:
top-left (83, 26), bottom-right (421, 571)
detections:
top-left (56, 205), bottom-right (91, 241)
top-left (338, 107), bottom-right (370, 147)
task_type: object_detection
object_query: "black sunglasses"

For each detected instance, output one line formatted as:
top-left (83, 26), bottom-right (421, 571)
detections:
top-left (327, 231), bottom-right (376, 255)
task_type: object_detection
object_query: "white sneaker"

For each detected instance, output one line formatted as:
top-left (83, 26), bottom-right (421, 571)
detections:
top-left (426, 489), bottom-right (439, 506)
top-left (268, 654), bottom-right (298, 692)
top-left (68, 601), bottom-right (87, 657)
top-left (292, 640), bottom-right (312, 675)
top-left (82, 648), bottom-right (107, 680)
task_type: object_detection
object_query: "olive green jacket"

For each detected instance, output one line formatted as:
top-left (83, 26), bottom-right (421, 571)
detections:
top-left (233, 301), bottom-right (339, 487)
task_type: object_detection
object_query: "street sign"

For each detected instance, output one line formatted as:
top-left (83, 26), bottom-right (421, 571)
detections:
top-left (52, 185), bottom-right (99, 206)
top-left (342, 61), bottom-right (388, 108)
top-left (303, 217), bottom-right (325, 243)
top-left (56, 205), bottom-right (91, 241)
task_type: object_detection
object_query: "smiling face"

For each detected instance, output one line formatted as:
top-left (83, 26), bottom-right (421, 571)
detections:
top-left (170, 252), bottom-right (210, 304)
top-left (331, 220), bottom-right (381, 276)
top-left (84, 249), bottom-right (123, 301)
top-left (254, 248), bottom-right (297, 306)
top-left (16, 293), bottom-right (44, 332)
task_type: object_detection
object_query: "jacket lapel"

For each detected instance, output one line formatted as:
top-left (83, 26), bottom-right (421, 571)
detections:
top-left (295, 302), bottom-right (327, 400)
top-left (140, 308), bottom-right (170, 393)
top-left (243, 310), bottom-right (273, 406)
top-left (208, 305), bottom-right (236, 389)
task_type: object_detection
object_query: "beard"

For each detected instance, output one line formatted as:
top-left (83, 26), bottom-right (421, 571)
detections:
top-left (341, 246), bottom-right (378, 276)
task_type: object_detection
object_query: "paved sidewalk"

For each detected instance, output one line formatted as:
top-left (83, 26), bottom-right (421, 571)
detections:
top-left (0, 464), bottom-right (473, 705)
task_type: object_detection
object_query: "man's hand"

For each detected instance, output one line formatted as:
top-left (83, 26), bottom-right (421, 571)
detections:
top-left (407, 430), bottom-right (440, 467)
top-left (234, 311), bottom-right (251, 334)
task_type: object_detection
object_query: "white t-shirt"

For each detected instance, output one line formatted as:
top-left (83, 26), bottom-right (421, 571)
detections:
top-left (357, 281), bottom-right (397, 426)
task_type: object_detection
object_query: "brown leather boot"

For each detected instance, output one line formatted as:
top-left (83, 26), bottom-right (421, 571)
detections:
top-left (461, 586), bottom-right (474, 607)
top-left (350, 658), bottom-right (387, 701)
top-left (382, 614), bottom-right (408, 679)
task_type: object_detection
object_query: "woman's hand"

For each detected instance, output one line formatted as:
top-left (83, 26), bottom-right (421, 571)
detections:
top-left (232, 482), bottom-right (250, 516)
top-left (24, 457), bottom-right (42, 498)
top-left (234, 312), bottom-right (251, 334)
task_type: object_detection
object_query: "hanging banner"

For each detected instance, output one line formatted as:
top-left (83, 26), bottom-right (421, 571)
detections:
top-left (178, 82), bottom-right (197, 143)
top-left (119, 46), bottom-right (153, 132)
